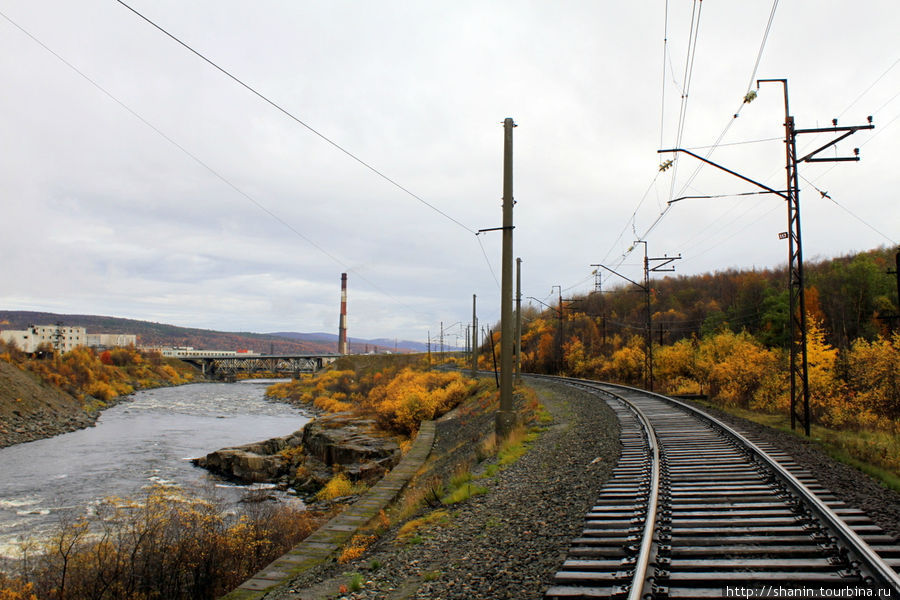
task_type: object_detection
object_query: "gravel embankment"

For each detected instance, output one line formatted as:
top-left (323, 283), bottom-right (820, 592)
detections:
top-left (263, 377), bottom-right (621, 600)
top-left (262, 379), bottom-right (900, 600)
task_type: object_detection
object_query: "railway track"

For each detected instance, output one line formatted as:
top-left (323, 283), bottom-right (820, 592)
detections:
top-left (542, 378), bottom-right (900, 599)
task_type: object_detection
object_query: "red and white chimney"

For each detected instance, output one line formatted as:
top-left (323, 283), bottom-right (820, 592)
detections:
top-left (338, 273), bottom-right (348, 354)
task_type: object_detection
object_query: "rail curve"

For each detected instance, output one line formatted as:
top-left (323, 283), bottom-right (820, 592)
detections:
top-left (538, 376), bottom-right (900, 599)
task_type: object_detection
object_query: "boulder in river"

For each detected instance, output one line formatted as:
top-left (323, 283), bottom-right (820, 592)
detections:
top-left (194, 412), bottom-right (402, 489)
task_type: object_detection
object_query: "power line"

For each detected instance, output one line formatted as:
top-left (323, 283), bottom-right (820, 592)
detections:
top-left (837, 56), bottom-right (900, 120)
top-left (675, 0), bottom-right (779, 199)
top-left (0, 8), bottom-right (431, 320)
top-left (686, 136), bottom-right (782, 150)
top-left (114, 0), bottom-right (477, 236)
top-left (667, 0), bottom-right (704, 203)
top-left (799, 175), bottom-right (898, 246)
top-left (659, 0), bottom-right (670, 149)
top-left (476, 235), bottom-right (501, 290)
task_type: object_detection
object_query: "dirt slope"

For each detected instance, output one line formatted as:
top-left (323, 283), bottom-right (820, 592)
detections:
top-left (0, 361), bottom-right (95, 448)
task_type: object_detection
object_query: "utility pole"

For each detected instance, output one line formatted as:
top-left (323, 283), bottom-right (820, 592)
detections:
top-left (596, 244), bottom-right (679, 392)
top-left (590, 265), bottom-right (603, 293)
top-left (659, 78), bottom-right (872, 436)
top-left (471, 294), bottom-right (478, 376)
top-left (892, 251), bottom-right (900, 314)
top-left (497, 117), bottom-right (517, 438)
top-left (637, 242), bottom-right (681, 392)
top-left (876, 250), bottom-right (900, 332)
top-left (552, 284), bottom-right (563, 373)
top-left (515, 257), bottom-right (523, 383)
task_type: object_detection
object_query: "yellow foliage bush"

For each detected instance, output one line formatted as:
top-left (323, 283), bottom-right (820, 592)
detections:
top-left (338, 534), bottom-right (376, 563)
top-left (5, 345), bottom-right (194, 404)
top-left (268, 365), bottom-right (481, 437)
top-left (0, 575), bottom-right (37, 600)
top-left (316, 473), bottom-right (367, 501)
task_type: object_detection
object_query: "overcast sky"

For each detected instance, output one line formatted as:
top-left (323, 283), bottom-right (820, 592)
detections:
top-left (2, 1), bottom-right (898, 344)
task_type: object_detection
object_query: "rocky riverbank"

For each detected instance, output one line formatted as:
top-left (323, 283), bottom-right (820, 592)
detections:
top-left (0, 360), bottom-right (101, 448)
top-left (0, 355), bottom-right (203, 449)
top-left (193, 413), bottom-right (404, 499)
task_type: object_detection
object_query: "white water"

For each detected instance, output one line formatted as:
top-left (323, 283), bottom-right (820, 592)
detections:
top-left (0, 380), bottom-right (310, 557)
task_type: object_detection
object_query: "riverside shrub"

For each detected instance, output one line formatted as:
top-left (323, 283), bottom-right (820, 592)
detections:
top-left (0, 486), bottom-right (324, 600)
top-left (0, 342), bottom-right (194, 404)
top-left (267, 366), bottom-right (483, 437)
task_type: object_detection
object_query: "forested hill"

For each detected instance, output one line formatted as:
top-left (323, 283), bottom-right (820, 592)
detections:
top-left (0, 311), bottom-right (336, 354)
top-left (552, 246), bottom-right (898, 350)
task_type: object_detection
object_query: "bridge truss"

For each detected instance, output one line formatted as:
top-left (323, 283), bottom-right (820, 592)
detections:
top-left (186, 354), bottom-right (339, 380)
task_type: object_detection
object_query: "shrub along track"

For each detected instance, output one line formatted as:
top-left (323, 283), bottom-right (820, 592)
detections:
top-left (261, 377), bottom-right (621, 600)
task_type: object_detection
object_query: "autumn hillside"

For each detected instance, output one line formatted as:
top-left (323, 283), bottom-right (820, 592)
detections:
top-left (0, 310), bottom-right (342, 354)
top-left (505, 246), bottom-right (900, 484)
top-left (0, 344), bottom-right (199, 448)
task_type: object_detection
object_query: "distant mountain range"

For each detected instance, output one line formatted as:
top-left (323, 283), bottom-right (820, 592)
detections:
top-left (268, 331), bottom-right (444, 353)
top-left (0, 310), bottom-right (436, 354)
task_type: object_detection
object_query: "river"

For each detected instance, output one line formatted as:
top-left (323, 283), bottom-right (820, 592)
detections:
top-left (0, 380), bottom-right (311, 557)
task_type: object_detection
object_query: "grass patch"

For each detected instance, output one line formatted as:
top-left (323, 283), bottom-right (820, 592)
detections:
top-left (348, 572), bottom-right (365, 592)
top-left (449, 469), bottom-right (473, 489)
top-left (440, 466), bottom-right (487, 504)
top-left (496, 425), bottom-right (536, 467)
top-left (397, 508), bottom-right (451, 542)
top-left (441, 482), bottom-right (488, 505)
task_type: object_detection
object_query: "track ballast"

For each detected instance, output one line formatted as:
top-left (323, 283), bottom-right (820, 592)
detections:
top-left (541, 378), bottom-right (900, 599)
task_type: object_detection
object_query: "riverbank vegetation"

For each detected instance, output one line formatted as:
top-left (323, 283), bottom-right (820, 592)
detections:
top-left (266, 356), bottom-right (490, 438)
top-left (0, 485), bottom-right (328, 600)
top-left (501, 246), bottom-right (900, 485)
top-left (0, 343), bottom-right (197, 405)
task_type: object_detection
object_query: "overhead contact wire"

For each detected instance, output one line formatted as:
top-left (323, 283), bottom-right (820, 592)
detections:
top-left (0, 8), bottom-right (429, 320)
top-left (114, 0), bottom-right (478, 236)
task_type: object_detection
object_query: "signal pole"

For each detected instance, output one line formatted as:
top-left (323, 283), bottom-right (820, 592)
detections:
top-left (471, 294), bottom-right (478, 376)
top-left (497, 117), bottom-right (517, 438)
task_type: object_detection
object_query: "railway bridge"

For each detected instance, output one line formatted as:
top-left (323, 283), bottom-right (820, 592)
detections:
top-left (174, 351), bottom-right (341, 380)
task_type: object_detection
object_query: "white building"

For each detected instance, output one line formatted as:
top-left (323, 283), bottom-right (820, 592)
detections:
top-left (0, 324), bottom-right (87, 353)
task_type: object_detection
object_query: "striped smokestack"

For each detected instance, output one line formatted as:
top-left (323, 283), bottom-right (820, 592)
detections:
top-left (338, 273), bottom-right (348, 354)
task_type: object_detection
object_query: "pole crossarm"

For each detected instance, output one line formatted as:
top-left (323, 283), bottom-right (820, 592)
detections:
top-left (526, 296), bottom-right (561, 314)
top-left (658, 148), bottom-right (787, 199)
top-left (796, 122), bottom-right (874, 163)
top-left (595, 264), bottom-right (646, 291)
top-left (648, 255), bottom-right (682, 272)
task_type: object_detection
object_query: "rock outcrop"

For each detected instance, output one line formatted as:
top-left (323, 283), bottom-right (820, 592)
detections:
top-left (193, 412), bottom-right (402, 491)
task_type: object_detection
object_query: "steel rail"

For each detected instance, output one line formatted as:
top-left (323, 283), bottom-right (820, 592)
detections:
top-left (592, 379), bottom-right (900, 595)
top-left (607, 388), bottom-right (660, 600)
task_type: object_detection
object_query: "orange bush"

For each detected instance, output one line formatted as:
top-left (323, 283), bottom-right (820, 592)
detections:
top-left (268, 366), bottom-right (482, 437)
